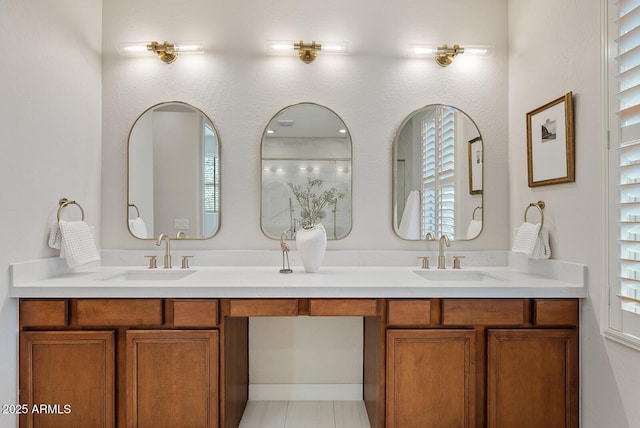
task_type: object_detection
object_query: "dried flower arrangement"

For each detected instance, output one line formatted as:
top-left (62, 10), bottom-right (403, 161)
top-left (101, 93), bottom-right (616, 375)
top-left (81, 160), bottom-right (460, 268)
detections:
top-left (288, 178), bottom-right (345, 229)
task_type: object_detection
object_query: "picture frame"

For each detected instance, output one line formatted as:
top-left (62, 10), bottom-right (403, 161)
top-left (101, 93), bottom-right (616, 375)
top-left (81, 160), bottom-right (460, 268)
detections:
top-left (526, 92), bottom-right (574, 187)
top-left (468, 136), bottom-right (483, 194)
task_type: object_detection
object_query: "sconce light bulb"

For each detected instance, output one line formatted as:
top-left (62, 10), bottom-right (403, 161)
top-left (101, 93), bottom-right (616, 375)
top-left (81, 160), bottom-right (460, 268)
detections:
top-left (268, 42), bottom-right (294, 51)
top-left (408, 45), bottom-right (438, 56)
top-left (174, 42), bottom-right (205, 53)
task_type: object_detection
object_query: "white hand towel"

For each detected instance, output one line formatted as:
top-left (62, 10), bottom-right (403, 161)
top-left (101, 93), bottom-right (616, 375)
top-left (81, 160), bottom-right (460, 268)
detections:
top-left (466, 219), bottom-right (482, 239)
top-left (48, 222), bottom-right (62, 250)
top-left (530, 226), bottom-right (551, 259)
top-left (128, 217), bottom-right (148, 238)
top-left (58, 220), bottom-right (100, 268)
top-left (511, 222), bottom-right (541, 256)
top-left (399, 190), bottom-right (421, 239)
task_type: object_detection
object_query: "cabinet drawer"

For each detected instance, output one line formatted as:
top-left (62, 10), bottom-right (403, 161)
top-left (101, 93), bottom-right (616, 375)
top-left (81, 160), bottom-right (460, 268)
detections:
top-left (443, 299), bottom-right (526, 326)
top-left (76, 299), bottom-right (163, 326)
top-left (387, 300), bottom-right (431, 327)
top-left (173, 300), bottom-right (218, 327)
top-left (20, 300), bottom-right (68, 327)
top-left (534, 299), bottom-right (578, 326)
top-left (309, 299), bottom-right (378, 316)
top-left (228, 299), bottom-right (298, 317)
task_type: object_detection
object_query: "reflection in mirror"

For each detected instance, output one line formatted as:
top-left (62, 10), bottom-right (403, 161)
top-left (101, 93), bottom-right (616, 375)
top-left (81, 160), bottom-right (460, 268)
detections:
top-left (261, 103), bottom-right (352, 239)
top-left (393, 104), bottom-right (483, 241)
top-left (128, 102), bottom-right (220, 239)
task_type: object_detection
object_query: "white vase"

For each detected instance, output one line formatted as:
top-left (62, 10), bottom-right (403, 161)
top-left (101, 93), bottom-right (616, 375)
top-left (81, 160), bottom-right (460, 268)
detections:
top-left (295, 224), bottom-right (327, 273)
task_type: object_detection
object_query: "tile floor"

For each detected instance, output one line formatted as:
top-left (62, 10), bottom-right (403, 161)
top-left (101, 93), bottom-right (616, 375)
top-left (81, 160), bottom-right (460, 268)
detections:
top-left (238, 400), bottom-right (371, 428)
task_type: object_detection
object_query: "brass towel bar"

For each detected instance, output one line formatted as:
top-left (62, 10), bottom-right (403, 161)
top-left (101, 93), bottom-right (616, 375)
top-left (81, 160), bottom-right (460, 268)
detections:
top-left (57, 198), bottom-right (85, 222)
top-left (524, 200), bottom-right (545, 227)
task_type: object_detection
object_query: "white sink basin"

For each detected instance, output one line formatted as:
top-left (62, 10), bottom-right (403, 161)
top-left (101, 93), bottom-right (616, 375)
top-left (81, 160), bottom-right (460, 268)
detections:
top-left (103, 270), bottom-right (196, 281)
top-left (413, 270), bottom-right (505, 282)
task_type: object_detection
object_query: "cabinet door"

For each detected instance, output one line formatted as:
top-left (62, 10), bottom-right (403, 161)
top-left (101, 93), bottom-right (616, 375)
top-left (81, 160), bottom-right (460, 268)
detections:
top-left (19, 330), bottom-right (115, 428)
top-left (125, 330), bottom-right (219, 428)
top-left (386, 329), bottom-right (476, 428)
top-left (487, 329), bottom-right (578, 428)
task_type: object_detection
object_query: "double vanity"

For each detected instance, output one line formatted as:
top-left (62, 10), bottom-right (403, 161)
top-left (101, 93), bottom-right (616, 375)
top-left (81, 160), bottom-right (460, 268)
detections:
top-left (16, 97), bottom-right (581, 427)
top-left (11, 252), bottom-right (585, 428)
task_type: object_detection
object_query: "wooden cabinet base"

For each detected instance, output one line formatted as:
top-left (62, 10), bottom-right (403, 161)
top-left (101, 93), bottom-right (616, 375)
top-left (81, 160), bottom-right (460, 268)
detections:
top-left (18, 297), bottom-right (578, 428)
top-left (19, 330), bottom-right (115, 428)
top-left (487, 329), bottom-right (579, 428)
top-left (125, 330), bottom-right (219, 428)
top-left (386, 329), bottom-right (476, 428)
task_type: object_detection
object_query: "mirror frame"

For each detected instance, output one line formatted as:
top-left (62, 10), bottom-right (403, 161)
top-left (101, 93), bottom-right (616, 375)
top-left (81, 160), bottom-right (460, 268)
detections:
top-left (392, 103), bottom-right (484, 241)
top-left (126, 101), bottom-right (221, 240)
top-left (260, 102), bottom-right (353, 240)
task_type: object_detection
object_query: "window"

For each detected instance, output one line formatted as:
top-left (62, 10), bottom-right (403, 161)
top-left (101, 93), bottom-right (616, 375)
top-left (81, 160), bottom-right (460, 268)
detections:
top-left (204, 154), bottom-right (219, 213)
top-left (608, 0), bottom-right (640, 347)
top-left (421, 106), bottom-right (456, 238)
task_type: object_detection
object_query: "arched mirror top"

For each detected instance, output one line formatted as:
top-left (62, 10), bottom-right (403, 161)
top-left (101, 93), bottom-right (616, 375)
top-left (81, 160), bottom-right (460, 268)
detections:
top-left (127, 101), bottom-right (220, 240)
top-left (393, 104), bottom-right (483, 241)
top-left (261, 102), bottom-right (353, 240)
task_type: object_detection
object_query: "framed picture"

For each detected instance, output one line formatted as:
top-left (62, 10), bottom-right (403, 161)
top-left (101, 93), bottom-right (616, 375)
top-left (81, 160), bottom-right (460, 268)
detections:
top-left (468, 136), bottom-right (483, 194)
top-left (526, 92), bottom-right (574, 187)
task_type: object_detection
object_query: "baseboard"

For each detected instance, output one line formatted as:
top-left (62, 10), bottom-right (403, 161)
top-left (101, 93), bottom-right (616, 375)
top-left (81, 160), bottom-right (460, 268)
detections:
top-left (248, 383), bottom-right (363, 401)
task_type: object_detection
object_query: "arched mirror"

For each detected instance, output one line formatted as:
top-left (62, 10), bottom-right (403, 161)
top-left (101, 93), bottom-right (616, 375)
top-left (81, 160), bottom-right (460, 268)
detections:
top-left (393, 104), bottom-right (483, 241)
top-left (127, 101), bottom-right (220, 239)
top-left (261, 102), bottom-right (352, 239)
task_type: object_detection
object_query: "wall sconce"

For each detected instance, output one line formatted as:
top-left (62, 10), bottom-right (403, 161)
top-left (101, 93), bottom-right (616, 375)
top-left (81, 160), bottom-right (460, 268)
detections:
top-left (408, 44), bottom-right (491, 67)
top-left (118, 41), bottom-right (204, 63)
top-left (267, 40), bottom-right (350, 64)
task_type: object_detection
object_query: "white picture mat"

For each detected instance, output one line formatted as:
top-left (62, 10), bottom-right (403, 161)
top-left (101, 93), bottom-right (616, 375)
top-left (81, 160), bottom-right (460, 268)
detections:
top-left (530, 101), bottom-right (567, 182)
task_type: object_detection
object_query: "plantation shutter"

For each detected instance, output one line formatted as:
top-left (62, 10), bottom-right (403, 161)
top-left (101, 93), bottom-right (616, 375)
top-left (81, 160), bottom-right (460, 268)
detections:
top-left (616, 0), bottom-right (640, 337)
top-left (421, 106), bottom-right (456, 238)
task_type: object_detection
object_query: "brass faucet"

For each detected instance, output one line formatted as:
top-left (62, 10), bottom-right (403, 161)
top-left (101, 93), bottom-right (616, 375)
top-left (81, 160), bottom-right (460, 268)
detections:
top-left (438, 234), bottom-right (450, 269)
top-left (156, 233), bottom-right (172, 269)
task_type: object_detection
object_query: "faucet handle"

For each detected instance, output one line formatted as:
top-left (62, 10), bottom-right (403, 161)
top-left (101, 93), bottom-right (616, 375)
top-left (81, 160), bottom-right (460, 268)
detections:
top-left (453, 256), bottom-right (465, 269)
top-left (181, 255), bottom-right (194, 269)
top-left (417, 256), bottom-right (430, 269)
top-left (144, 255), bottom-right (157, 269)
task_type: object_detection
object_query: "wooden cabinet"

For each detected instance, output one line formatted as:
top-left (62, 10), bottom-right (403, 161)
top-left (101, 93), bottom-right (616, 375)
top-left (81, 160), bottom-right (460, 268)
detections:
top-left (487, 329), bottom-right (579, 428)
top-left (385, 299), bottom-right (579, 428)
top-left (19, 299), bottom-right (220, 428)
top-left (19, 297), bottom-right (578, 428)
top-left (386, 329), bottom-right (476, 428)
top-left (125, 330), bottom-right (219, 428)
top-left (19, 330), bottom-right (115, 428)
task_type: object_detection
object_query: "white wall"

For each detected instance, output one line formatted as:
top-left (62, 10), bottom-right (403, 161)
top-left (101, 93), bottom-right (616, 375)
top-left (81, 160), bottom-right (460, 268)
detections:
top-left (0, 1), bottom-right (102, 427)
top-left (8, 0), bottom-right (634, 425)
top-left (101, 0), bottom-right (508, 399)
top-left (100, 0), bottom-right (509, 252)
top-left (508, 0), bottom-right (638, 426)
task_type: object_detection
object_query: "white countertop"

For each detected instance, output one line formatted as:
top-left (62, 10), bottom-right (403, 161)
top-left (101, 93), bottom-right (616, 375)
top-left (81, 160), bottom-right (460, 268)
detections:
top-left (9, 251), bottom-right (588, 299)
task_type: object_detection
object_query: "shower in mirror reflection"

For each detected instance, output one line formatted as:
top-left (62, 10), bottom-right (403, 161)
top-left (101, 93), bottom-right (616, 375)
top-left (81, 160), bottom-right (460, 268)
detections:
top-left (261, 103), bottom-right (353, 240)
top-left (393, 104), bottom-right (483, 241)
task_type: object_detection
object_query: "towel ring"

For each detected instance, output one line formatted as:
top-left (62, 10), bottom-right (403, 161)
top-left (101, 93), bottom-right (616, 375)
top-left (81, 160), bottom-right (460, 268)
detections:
top-left (128, 203), bottom-right (140, 218)
top-left (57, 198), bottom-right (85, 222)
top-left (472, 206), bottom-right (482, 221)
top-left (524, 200), bottom-right (545, 227)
